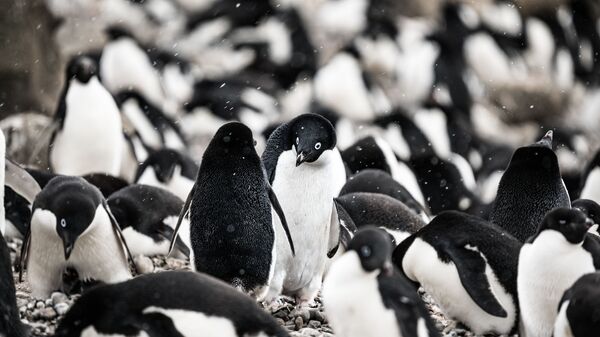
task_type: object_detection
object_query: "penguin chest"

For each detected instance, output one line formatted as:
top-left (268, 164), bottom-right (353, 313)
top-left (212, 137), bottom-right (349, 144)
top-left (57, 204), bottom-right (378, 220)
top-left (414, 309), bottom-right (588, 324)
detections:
top-left (402, 239), bottom-right (516, 335)
top-left (581, 167), bottom-right (600, 203)
top-left (553, 301), bottom-right (574, 337)
top-left (53, 79), bottom-right (123, 176)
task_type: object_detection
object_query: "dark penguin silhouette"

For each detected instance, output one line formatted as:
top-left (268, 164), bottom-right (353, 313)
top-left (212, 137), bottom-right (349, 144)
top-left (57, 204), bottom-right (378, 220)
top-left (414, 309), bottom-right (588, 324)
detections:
top-left (170, 122), bottom-right (294, 300)
top-left (555, 272), bottom-right (600, 337)
top-left (55, 271), bottom-right (290, 337)
top-left (0, 233), bottom-right (28, 337)
top-left (323, 227), bottom-right (440, 337)
top-left (490, 131), bottom-right (571, 241)
top-left (572, 199), bottom-right (600, 235)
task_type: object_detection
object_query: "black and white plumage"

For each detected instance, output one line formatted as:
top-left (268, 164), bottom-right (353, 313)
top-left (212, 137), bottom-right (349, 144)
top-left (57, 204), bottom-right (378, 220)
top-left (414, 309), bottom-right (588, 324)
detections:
top-left (107, 184), bottom-right (190, 258)
top-left (135, 148), bottom-right (199, 201)
top-left (323, 227), bottom-right (440, 337)
top-left (170, 122), bottom-right (294, 300)
top-left (49, 56), bottom-right (124, 176)
top-left (393, 211), bottom-right (522, 335)
top-left (55, 271), bottom-right (290, 337)
top-left (261, 113), bottom-right (346, 305)
top-left (0, 233), bottom-right (28, 337)
top-left (572, 198), bottom-right (600, 236)
top-left (339, 169), bottom-right (430, 221)
top-left (490, 131), bottom-right (571, 241)
top-left (518, 207), bottom-right (596, 337)
top-left (334, 192), bottom-right (427, 245)
top-left (554, 272), bottom-right (600, 337)
top-left (22, 176), bottom-right (135, 298)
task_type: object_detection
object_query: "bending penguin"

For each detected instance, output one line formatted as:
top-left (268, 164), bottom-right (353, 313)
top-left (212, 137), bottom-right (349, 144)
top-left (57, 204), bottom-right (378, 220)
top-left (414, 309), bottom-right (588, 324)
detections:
top-left (169, 122), bottom-right (295, 301)
top-left (554, 272), bottom-right (600, 337)
top-left (393, 211), bottom-right (522, 335)
top-left (49, 56), bottom-right (124, 176)
top-left (490, 131), bottom-right (571, 241)
top-left (518, 207), bottom-right (596, 337)
top-left (323, 227), bottom-right (440, 337)
top-left (261, 113), bottom-right (346, 306)
top-left (55, 271), bottom-right (290, 337)
top-left (22, 176), bottom-right (136, 298)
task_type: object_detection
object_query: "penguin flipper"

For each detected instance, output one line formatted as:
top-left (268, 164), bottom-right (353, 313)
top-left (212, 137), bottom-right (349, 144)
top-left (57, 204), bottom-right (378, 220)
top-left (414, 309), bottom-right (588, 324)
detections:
top-left (156, 224), bottom-right (190, 257)
top-left (327, 202), bottom-right (342, 258)
top-left (168, 186), bottom-right (193, 255)
top-left (5, 159), bottom-right (42, 204)
top-left (267, 185), bottom-right (295, 256)
top-left (18, 226), bottom-right (32, 282)
top-left (583, 234), bottom-right (600, 269)
top-left (103, 200), bottom-right (139, 275)
top-left (333, 199), bottom-right (357, 250)
top-left (261, 123), bottom-right (290, 183)
top-left (444, 245), bottom-right (508, 318)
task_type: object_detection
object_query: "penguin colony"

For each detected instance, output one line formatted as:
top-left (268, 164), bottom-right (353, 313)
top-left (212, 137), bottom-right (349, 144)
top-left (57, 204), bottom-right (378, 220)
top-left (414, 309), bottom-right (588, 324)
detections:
top-left (1, 0), bottom-right (600, 336)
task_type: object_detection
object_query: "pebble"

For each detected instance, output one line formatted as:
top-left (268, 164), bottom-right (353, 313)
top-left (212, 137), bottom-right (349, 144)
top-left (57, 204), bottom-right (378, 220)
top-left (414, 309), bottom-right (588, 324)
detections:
top-left (294, 316), bottom-right (304, 330)
top-left (307, 320), bottom-right (321, 329)
top-left (54, 302), bottom-right (70, 316)
top-left (51, 292), bottom-right (68, 305)
top-left (290, 307), bottom-right (311, 321)
top-left (134, 255), bottom-right (154, 274)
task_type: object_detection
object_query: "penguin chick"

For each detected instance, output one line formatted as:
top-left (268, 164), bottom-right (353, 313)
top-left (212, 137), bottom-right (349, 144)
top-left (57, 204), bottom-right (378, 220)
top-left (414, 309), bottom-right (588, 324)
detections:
top-left (23, 176), bottom-right (135, 298)
top-left (323, 227), bottom-right (440, 337)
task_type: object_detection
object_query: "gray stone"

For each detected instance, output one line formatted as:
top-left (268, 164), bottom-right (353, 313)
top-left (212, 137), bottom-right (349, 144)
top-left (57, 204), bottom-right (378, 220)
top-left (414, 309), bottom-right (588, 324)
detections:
top-left (50, 292), bottom-right (68, 306)
top-left (54, 302), bottom-right (69, 316)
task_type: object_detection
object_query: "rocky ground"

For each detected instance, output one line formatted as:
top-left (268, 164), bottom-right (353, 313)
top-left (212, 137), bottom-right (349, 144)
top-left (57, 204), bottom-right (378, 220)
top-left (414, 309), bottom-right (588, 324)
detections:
top-left (7, 239), bottom-right (514, 337)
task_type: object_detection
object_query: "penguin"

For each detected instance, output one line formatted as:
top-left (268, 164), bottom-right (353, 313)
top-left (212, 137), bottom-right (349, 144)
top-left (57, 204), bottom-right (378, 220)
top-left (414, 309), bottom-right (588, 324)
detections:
top-left (261, 113), bottom-right (346, 306)
top-left (170, 122), bottom-right (295, 300)
top-left (108, 184), bottom-right (190, 258)
top-left (22, 176), bottom-right (136, 298)
top-left (323, 227), bottom-right (440, 337)
top-left (518, 207), bottom-right (596, 337)
top-left (490, 131), bottom-right (571, 242)
top-left (81, 173), bottom-right (129, 198)
top-left (554, 272), bottom-right (600, 337)
top-left (0, 233), bottom-right (28, 337)
top-left (393, 211), bottom-right (522, 335)
top-left (49, 55), bottom-right (124, 176)
top-left (580, 148), bottom-right (600, 204)
top-left (335, 192), bottom-right (427, 245)
top-left (339, 169), bottom-right (430, 221)
top-left (55, 271), bottom-right (290, 337)
top-left (135, 148), bottom-right (199, 201)
top-left (572, 199), bottom-right (600, 236)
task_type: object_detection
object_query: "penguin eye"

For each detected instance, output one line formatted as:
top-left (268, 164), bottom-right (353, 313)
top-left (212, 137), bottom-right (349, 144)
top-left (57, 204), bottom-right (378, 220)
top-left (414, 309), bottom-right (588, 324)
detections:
top-left (315, 142), bottom-right (322, 150)
top-left (60, 219), bottom-right (67, 228)
top-left (360, 245), bottom-right (371, 258)
top-left (296, 137), bottom-right (299, 145)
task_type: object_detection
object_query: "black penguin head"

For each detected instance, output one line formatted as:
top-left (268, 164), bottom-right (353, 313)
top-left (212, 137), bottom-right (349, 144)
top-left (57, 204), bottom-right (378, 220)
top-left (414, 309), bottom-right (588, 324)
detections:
top-left (34, 177), bottom-right (103, 259)
top-left (509, 130), bottom-right (559, 174)
top-left (289, 113), bottom-right (336, 166)
top-left (137, 149), bottom-right (185, 183)
top-left (537, 207), bottom-right (593, 244)
top-left (66, 56), bottom-right (98, 84)
top-left (572, 199), bottom-right (600, 232)
top-left (207, 122), bottom-right (257, 157)
top-left (105, 25), bottom-right (134, 41)
top-left (347, 227), bottom-right (394, 275)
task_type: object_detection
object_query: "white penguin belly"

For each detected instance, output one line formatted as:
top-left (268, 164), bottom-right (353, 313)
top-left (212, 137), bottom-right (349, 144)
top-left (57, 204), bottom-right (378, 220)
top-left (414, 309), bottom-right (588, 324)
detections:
top-left (580, 167), bottom-right (600, 204)
top-left (142, 307), bottom-right (238, 337)
top-left (323, 252), bottom-right (401, 337)
top-left (52, 79), bottom-right (123, 176)
top-left (553, 301), bottom-right (573, 337)
top-left (121, 227), bottom-right (170, 257)
top-left (272, 149), bottom-right (346, 292)
top-left (518, 232), bottom-right (595, 337)
top-left (402, 238), bottom-right (516, 335)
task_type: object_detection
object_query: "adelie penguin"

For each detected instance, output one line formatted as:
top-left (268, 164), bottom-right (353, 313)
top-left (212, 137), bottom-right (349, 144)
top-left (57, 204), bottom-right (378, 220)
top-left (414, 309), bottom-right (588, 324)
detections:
top-left (393, 211), bottom-right (522, 335)
top-left (518, 208), bottom-right (596, 337)
top-left (323, 227), bottom-right (440, 337)
top-left (22, 176), bottom-right (136, 298)
top-left (55, 271), bottom-right (290, 337)
top-left (170, 122), bottom-right (295, 300)
top-left (554, 272), bottom-right (600, 337)
top-left (108, 184), bottom-right (190, 259)
top-left (49, 56), bottom-right (124, 176)
top-left (261, 113), bottom-right (346, 305)
top-left (490, 131), bottom-right (571, 242)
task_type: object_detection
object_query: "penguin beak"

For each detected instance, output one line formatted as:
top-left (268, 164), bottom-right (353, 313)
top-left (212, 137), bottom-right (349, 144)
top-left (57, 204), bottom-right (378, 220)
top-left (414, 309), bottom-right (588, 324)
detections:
top-left (296, 152), bottom-right (306, 167)
top-left (585, 218), bottom-right (595, 229)
top-left (58, 230), bottom-right (76, 260)
top-left (63, 243), bottom-right (74, 260)
top-left (382, 260), bottom-right (393, 276)
top-left (537, 130), bottom-right (554, 149)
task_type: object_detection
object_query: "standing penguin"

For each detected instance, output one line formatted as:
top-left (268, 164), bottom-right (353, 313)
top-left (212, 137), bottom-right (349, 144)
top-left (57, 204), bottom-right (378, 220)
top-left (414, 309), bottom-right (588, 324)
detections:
top-left (393, 211), bottom-right (522, 335)
top-left (518, 207), bottom-right (596, 337)
top-left (0, 233), bottom-right (28, 337)
top-left (55, 271), bottom-right (290, 337)
top-left (22, 176), bottom-right (135, 298)
top-left (170, 122), bottom-right (294, 300)
top-left (490, 131), bottom-right (571, 241)
top-left (323, 227), bottom-right (440, 337)
top-left (49, 56), bottom-right (124, 176)
top-left (554, 272), bottom-right (600, 337)
top-left (262, 113), bottom-right (346, 305)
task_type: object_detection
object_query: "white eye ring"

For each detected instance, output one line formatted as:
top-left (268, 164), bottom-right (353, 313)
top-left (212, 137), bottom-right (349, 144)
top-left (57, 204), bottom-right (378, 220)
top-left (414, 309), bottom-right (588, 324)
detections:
top-left (296, 137), bottom-right (299, 144)
top-left (315, 142), bottom-right (321, 150)
top-left (60, 219), bottom-right (67, 227)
